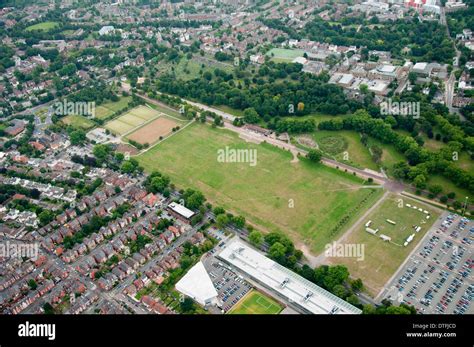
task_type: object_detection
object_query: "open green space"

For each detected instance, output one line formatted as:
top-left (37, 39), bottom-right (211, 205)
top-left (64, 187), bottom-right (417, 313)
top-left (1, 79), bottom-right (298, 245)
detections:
top-left (147, 102), bottom-right (185, 120)
top-left (95, 96), bottom-right (132, 120)
top-left (214, 105), bottom-right (245, 118)
top-left (367, 137), bottom-right (405, 174)
top-left (426, 175), bottom-right (471, 201)
top-left (61, 115), bottom-right (95, 130)
top-left (266, 48), bottom-right (305, 62)
top-left (26, 21), bottom-right (59, 31)
top-left (137, 123), bottom-right (383, 254)
top-left (156, 56), bottom-right (235, 81)
top-left (301, 130), bottom-right (378, 171)
top-left (228, 290), bottom-right (283, 314)
top-left (330, 194), bottom-right (439, 297)
top-left (104, 105), bottom-right (160, 135)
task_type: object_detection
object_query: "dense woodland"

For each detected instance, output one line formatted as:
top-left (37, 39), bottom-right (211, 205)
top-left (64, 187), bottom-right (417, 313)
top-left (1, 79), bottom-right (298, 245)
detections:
top-left (156, 62), bottom-right (363, 118)
top-left (304, 18), bottom-right (455, 63)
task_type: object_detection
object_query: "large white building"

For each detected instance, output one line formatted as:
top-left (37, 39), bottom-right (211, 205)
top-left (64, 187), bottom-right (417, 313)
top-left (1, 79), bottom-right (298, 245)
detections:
top-left (98, 26), bottom-right (115, 36)
top-left (176, 261), bottom-right (218, 306)
top-left (218, 238), bottom-right (362, 314)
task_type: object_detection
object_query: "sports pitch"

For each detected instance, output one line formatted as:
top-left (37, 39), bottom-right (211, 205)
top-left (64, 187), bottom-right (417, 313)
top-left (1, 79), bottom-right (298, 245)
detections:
top-left (126, 116), bottom-right (183, 145)
top-left (95, 96), bottom-right (132, 120)
top-left (137, 123), bottom-right (383, 254)
top-left (229, 291), bottom-right (283, 314)
top-left (104, 105), bottom-right (160, 135)
top-left (329, 194), bottom-right (439, 296)
top-left (266, 48), bottom-right (306, 62)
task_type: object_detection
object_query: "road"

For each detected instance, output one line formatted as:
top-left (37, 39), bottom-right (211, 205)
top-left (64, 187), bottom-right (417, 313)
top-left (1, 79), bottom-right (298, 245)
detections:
top-left (106, 214), bottom-right (210, 313)
top-left (440, 6), bottom-right (461, 114)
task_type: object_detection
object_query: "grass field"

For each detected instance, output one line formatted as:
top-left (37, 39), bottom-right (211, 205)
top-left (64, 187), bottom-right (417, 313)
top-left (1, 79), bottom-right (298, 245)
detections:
top-left (156, 56), bottom-right (235, 81)
top-left (26, 21), bottom-right (59, 31)
top-left (298, 130), bottom-right (378, 171)
top-left (137, 123), bottom-right (383, 254)
top-left (266, 48), bottom-right (305, 62)
top-left (422, 136), bottom-right (445, 152)
top-left (61, 115), bottom-right (95, 130)
top-left (330, 194), bottom-right (439, 296)
top-left (456, 152), bottom-right (474, 172)
top-left (229, 290), bottom-right (283, 314)
top-left (105, 105), bottom-right (160, 135)
top-left (148, 102), bottom-right (184, 119)
top-left (95, 96), bottom-right (132, 120)
top-left (426, 175), bottom-right (471, 201)
top-left (214, 105), bottom-right (245, 118)
top-left (367, 137), bottom-right (405, 174)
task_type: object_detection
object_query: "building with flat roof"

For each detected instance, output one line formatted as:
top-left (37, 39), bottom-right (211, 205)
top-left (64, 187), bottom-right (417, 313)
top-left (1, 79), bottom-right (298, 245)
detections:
top-left (217, 238), bottom-right (362, 314)
top-left (167, 202), bottom-right (195, 223)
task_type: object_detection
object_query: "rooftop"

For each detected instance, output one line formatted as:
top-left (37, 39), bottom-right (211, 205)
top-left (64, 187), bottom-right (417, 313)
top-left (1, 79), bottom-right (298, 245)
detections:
top-left (218, 238), bottom-right (362, 315)
top-left (168, 202), bottom-right (195, 219)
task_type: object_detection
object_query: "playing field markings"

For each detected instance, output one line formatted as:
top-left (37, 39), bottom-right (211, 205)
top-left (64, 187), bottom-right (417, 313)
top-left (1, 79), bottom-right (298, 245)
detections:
top-left (255, 296), bottom-right (273, 310)
top-left (122, 115), bottom-right (162, 137)
top-left (134, 119), bottom-right (195, 155)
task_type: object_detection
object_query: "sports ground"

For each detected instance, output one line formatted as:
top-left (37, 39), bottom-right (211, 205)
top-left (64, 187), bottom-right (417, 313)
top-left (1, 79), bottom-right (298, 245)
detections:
top-left (95, 96), bottom-right (132, 120)
top-left (127, 116), bottom-right (182, 145)
top-left (104, 105), bottom-right (161, 135)
top-left (137, 123), bottom-right (383, 254)
top-left (266, 48), bottom-right (306, 63)
top-left (228, 291), bottom-right (283, 314)
top-left (329, 194), bottom-right (440, 296)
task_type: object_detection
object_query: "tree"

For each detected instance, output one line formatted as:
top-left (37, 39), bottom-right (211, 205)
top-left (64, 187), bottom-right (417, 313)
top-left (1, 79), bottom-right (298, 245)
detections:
top-left (93, 144), bottom-right (111, 161)
top-left (232, 215), bottom-right (246, 229)
top-left (38, 210), bottom-right (54, 225)
top-left (243, 107), bottom-right (260, 124)
top-left (120, 160), bottom-right (136, 174)
top-left (70, 130), bottom-right (86, 145)
top-left (213, 206), bottom-right (225, 216)
top-left (43, 303), bottom-right (55, 315)
top-left (333, 284), bottom-right (348, 299)
top-left (307, 149), bottom-right (322, 163)
top-left (180, 297), bottom-right (196, 313)
top-left (351, 278), bottom-right (364, 292)
top-left (150, 175), bottom-right (170, 193)
top-left (215, 214), bottom-right (229, 228)
top-left (413, 174), bottom-right (427, 189)
top-left (248, 230), bottom-right (264, 247)
top-left (385, 305), bottom-right (412, 314)
top-left (428, 184), bottom-right (443, 196)
top-left (346, 294), bottom-right (360, 306)
top-left (268, 242), bottom-right (287, 261)
top-left (115, 152), bottom-right (125, 162)
top-left (408, 72), bottom-right (417, 85)
top-left (28, 279), bottom-right (37, 290)
top-left (184, 190), bottom-right (205, 210)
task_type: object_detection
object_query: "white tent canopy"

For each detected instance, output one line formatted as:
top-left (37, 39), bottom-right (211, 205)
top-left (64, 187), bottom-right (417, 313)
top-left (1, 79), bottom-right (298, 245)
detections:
top-left (176, 261), bottom-right (217, 306)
